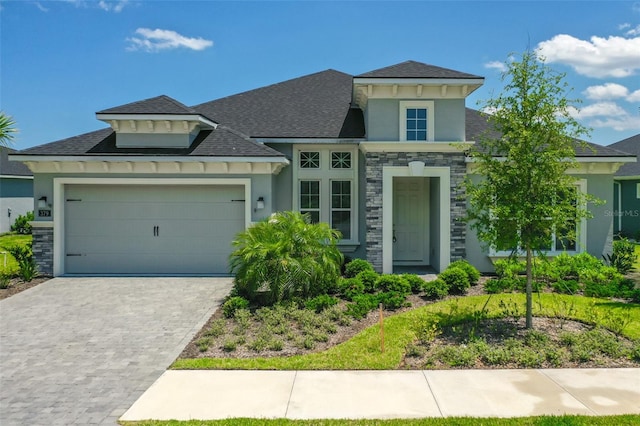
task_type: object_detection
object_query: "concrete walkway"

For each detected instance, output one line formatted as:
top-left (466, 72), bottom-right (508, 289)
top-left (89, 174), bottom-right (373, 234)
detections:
top-left (121, 368), bottom-right (640, 421)
top-left (0, 277), bottom-right (233, 426)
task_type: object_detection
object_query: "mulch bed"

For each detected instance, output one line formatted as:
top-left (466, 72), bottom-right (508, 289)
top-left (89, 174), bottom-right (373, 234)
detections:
top-left (0, 276), bottom-right (51, 301)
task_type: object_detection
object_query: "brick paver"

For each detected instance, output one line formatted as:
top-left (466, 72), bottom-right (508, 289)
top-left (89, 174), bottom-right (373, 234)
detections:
top-left (0, 277), bottom-right (232, 425)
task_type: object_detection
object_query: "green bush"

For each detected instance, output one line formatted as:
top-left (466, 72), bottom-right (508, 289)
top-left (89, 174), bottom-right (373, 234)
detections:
top-left (552, 279), bottom-right (581, 295)
top-left (344, 258), bottom-right (374, 278)
top-left (345, 294), bottom-right (378, 319)
top-left (493, 258), bottom-right (525, 279)
top-left (338, 277), bottom-right (365, 301)
top-left (222, 296), bottom-right (250, 318)
top-left (402, 274), bottom-right (425, 294)
top-left (377, 291), bottom-right (408, 310)
top-left (607, 238), bottom-right (638, 274)
top-left (356, 270), bottom-right (379, 293)
top-left (0, 272), bottom-right (10, 289)
top-left (485, 277), bottom-right (517, 294)
top-left (305, 294), bottom-right (338, 313)
top-left (439, 267), bottom-right (470, 294)
top-left (420, 278), bottom-right (449, 300)
top-left (3, 243), bottom-right (37, 281)
top-left (375, 274), bottom-right (411, 295)
top-left (10, 211), bottom-right (34, 234)
top-left (229, 211), bottom-right (343, 306)
top-left (448, 260), bottom-right (480, 285)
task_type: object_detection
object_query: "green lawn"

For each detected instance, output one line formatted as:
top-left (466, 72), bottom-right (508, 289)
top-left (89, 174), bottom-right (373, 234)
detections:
top-left (119, 415), bottom-right (640, 426)
top-left (634, 244), bottom-right (640, 270)
top-left (172, 293), bottom-right (640, 371)
top-left (0, 233), bottom-right (32, 274)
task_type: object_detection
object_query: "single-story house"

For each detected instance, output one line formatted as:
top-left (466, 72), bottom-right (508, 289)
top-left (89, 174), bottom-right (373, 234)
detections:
top-left (1, 147), bottom-right (34, 234)
top-left (609, 133), bottom-right (640, 239)
top-left (10, 60), bottom-right (636, 276)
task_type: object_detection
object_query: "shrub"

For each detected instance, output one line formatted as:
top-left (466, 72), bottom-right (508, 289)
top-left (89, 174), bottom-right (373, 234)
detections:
top-left (552, 279), bottom-right (581, 295)
top-left (344, 258), bottom-right (374, 278)
top-left (10, 211), bottom-right (34, 234)
top-left (402, 274), bottom-right (425, 294)
top-left (448, 260), bottom-right (480, 285)
top-left (377, 291), bottom-right (408, 310)
top-left (606, 238), bottom-right (638, 274)
top-left (485, 278), bottom-right (516, 294)
top-left (439, 267), bottom-right (470, 294)
top-left (305, 294), bottom-right (338, 313)
top-left (345, 294), bottom-right (378, 319)
top-left (338, 277), bottom-right (365, 301)
top-left (493, 258), bottom-right (525, 279)
top-left (222, 296), bottom-right (250, 318)
top-left (420, 278), bottom-right (448, 300)
top-left (375, 274), bottom-right (411, 295)
top-left (357, 270), bottom-right (379, 293)
top-left (3, 243), bottom-right (37, 281)
top-left (0, 273), bottom-right (10, 289)
top-left (229, 211), bottom-right (343, 306)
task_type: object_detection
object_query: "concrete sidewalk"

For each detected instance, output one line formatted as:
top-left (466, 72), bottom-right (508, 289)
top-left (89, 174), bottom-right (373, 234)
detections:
top-left (120, 368), bottom-right (640, 421)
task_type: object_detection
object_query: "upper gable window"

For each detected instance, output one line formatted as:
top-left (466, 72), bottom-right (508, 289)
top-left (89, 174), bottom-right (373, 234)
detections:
top-left (400, 101), bottom-right (434, 142)
top-left (300, 151), bottom-right (320, 169)
top-left (331, 152), bottom-right (352, 169)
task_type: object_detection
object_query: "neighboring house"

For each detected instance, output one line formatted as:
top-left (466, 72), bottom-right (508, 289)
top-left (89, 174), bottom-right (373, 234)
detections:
top-left (609, 134), bottom-right (640, 239)
top-left (9, 61), bottom-right (636, 276)
top-left (0, 147), bottom-right (34, 234)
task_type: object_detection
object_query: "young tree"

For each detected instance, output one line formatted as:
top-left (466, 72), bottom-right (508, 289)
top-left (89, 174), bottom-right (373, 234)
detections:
top-left (466, 51), bottom-right (597, 328)
top-left (0, 112), bottom-right (18, 147)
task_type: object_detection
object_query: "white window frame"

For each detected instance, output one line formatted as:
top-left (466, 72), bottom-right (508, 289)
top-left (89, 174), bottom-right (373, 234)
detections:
top-left (490, 179), bottom-right (588, 257)
top-left (399, 101), bottom-right (435, 142)
top-left (293, 145), bottom-right (358, 244)
top-left (636, 182), bottom-right (640, 199)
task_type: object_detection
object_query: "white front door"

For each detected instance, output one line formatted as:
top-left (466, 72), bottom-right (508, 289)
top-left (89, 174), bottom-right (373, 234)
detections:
top-left (393, 177), bottom-right (429, 264)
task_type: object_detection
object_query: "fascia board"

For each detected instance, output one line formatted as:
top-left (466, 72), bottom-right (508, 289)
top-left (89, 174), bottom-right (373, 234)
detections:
top-left (96, 113), bottom-right (218, 128)
top-left (9, 155), bottom-right (289, 164)
top-left (353, 78), bottom-right (485, 86)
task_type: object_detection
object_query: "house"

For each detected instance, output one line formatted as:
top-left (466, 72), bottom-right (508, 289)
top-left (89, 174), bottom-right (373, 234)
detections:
top-left (0, 147), bottom-right (34, 234)
top-left (9, 61), bottom-right (636, 276)
top-left (609, 134), bottom-right (640, 239)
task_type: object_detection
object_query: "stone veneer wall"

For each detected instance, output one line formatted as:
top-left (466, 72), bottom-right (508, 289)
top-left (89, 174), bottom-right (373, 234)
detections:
top-left (32, 227), bottom-right (53, 276)
top-left (364, 152), bottom-right (467, 272)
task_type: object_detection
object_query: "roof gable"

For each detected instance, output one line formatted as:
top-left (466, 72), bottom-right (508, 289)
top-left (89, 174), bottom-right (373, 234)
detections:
top-left (357, 60), bottom-right (482, 79)
top-left (1, 147), bottom-right (33, 177)
top-left (609, 134), bottom-right (640, 177)
top-left (97, 95), bottom-right (198, 115)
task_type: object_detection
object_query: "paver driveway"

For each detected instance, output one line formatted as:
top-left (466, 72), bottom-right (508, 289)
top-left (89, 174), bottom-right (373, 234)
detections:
top-left (0, 277), bottom-right (232, 426)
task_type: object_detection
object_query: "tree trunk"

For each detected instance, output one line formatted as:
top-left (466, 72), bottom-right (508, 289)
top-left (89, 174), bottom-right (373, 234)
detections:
top-left (525, 247), bottom-right (533, 329)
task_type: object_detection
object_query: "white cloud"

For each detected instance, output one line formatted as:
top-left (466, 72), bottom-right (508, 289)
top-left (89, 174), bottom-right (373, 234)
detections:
top-left (536, 34), bottom-right (640, 78)
top-left (98, 0), bottom-right (128, 13)
top-left (625, 24), bottom-right (640, 36)
top-left (126, 28), bottom-right (213, 52)
top-left (484, 61), bottom-right (507, 73)
top-left (590, 115), bottom-right (640, 131)
top-left (627, 89), bottom-right (640, 102)
top-left (583, 83), bottom-right (629, 100)
top-left (568, 102), bottom-right (627, 119)
top-left (34, 1), bottom-right (49, 12)
top-left (619, 23), bottom-right (631, 30)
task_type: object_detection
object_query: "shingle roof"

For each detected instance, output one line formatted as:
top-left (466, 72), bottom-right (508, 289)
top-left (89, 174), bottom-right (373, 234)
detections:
top-left (357, 60), bottom-right (483, 79)
top-left (1, 147), bottom-right (33, 176)
top-left (465, 108), bottom-right (636, 158)
top-left (193, 69), bottom-right (365, 139)
top-left (17, 127), bottom-right (283, 157)
top-left (97, 95), bottom-right (200, 115)
top-left (609, 134), bottom-right (640, 177)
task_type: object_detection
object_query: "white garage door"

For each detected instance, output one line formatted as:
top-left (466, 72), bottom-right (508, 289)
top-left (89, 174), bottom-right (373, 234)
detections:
top-left (64, 185), bottom-right (245, 274)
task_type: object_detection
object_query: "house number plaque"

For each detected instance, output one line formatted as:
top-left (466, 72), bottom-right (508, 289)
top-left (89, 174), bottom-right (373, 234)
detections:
top-left (38, 209), bottom-right (51, 217)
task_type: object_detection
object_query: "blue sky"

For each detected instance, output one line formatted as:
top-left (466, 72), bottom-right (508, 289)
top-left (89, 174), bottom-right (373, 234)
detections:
top-left (1, 0), bottom-right (639, 149)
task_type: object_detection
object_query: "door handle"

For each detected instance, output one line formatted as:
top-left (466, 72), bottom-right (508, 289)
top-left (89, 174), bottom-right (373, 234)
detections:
top-left (153, 225), bottom-right (159, 237)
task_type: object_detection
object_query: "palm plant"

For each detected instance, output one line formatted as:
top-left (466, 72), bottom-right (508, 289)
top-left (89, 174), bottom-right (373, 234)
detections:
top-left (0, 112), bottom-right (18, 147)
top-left (230, 211), bottom-right (343, 305)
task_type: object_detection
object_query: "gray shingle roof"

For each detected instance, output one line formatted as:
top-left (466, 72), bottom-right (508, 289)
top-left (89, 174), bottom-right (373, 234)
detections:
top-left (97, 95), bottom-right (200, 115)
top-left (1, 147), bottom-right (33, 176)
top-left (17, 127), bottom-right (283, 157)
top-left (357, 60), bottom-right (483, 79)
top-left (465, 108), bottom-right (636, 158)
top-left (609, 134), bottom-right (640, 177)
top-left (193, 69), bottom-right (365, 139)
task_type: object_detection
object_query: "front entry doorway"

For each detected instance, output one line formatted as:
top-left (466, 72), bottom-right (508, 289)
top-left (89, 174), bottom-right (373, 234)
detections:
top-left (393, 177), bottom-right (430, 266)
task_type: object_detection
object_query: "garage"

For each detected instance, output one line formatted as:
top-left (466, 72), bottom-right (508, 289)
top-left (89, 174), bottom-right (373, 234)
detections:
top-left (63, 184), bottom-right (246, 275)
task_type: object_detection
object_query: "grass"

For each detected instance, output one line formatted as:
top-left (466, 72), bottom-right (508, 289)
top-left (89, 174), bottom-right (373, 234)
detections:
top-left (172, 293), bottom-right (640, 370)
top-left (634, 244), bottom-right (640, 270)
top-left (0, 233), bottom-right (32, 274)
top-left (119, 415), bottom-right (640, 425)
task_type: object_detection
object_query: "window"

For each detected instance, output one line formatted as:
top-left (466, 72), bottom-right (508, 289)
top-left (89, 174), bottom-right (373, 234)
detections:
top-left (400, 101), bottom-right (434, 141)
top-left (300, 151), bottom-right (320, 169)
top-left (294, 146), bottom-right (358, 243)
top-left (300, 180), bottom-right (320, 223)
top-left (331, 180), bottom-right (351, 239)
top-left (637, 183), bottom-right (640, 199)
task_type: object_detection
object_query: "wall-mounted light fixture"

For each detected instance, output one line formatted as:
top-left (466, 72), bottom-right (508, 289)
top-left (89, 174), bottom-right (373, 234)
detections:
top-left (255, 196), bottom-right (265, 212)
top-left (38, 196), bottom-right (48, 209)
top-left (408, 160), bottom-right (425, 177)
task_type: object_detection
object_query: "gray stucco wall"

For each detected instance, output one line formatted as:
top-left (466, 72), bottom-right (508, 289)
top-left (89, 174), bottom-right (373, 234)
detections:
top-left (0, 178), bottom-right (34, 233)
top-left (364, 99), bottom-right (466, 141)
top-left (465, 173), bottom-right (617, 273)
top-left (267, 144), bottom-right (293, 213)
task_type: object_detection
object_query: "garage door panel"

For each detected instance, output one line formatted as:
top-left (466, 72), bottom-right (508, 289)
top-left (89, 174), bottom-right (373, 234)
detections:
top-left (64, 184), bottom-right (245, 274)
